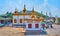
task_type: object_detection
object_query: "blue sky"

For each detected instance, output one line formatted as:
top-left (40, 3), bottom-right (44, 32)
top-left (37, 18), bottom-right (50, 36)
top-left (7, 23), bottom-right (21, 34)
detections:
top-left (0, 0), bottom-right (60, 17)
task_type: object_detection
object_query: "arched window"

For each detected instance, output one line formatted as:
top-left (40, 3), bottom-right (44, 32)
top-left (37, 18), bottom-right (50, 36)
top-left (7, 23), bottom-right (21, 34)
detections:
top-left (20, 19), bottom-right (22, 23)
top-left (14, 19), bottom-right (17, 23)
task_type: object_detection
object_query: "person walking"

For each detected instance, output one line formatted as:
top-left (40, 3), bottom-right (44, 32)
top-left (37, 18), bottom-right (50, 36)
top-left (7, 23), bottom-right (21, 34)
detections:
top-left (42, 24), bottom-right (45, 30)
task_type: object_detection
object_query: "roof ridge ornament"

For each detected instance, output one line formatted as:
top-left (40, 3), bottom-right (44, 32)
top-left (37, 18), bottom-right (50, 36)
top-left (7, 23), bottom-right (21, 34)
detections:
top-left (15, 8), bottom-right (18, 11)
top-left (23, 4), bottom-right (26, 13)
top-left (32, 7), bottom-right (35, 15)
top-left (14, 8), bottom-right (19, 14)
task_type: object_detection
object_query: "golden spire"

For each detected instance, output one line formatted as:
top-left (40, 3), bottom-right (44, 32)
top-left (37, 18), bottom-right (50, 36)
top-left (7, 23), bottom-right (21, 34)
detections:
top-left (32, 7), bottom-right (35, 15)
top-left (40, 11), bottom-right (44, 22)
top-left (31, 7), bottom-right (36, 18)
top-left (32, 7), bottom-right (34, 12)
top-left (23, 4), bottom-right (26, 13)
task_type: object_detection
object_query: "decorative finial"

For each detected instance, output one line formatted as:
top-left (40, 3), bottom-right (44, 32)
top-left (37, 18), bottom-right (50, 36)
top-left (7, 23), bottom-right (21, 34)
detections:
top-left (23, 4), bottom-right (26, 13)
top-left (46, 12), bottom-right (47, 16)
top-left (32, 7), bottom-right (35, 15)
top-left (15, 8), bottom-right (18, 11)
top-left (40, 11), bottom-right (44, 22)
top-left (14, 8), bottom-right (18, 14)
top-left (46, 12), bottom-right (48, 19)
top-left (31, 7), bottom-right (36, 18)
top-left (49, 12), bottom-right (52, 17)
top-left (32, 7), bottom-right (34, 12)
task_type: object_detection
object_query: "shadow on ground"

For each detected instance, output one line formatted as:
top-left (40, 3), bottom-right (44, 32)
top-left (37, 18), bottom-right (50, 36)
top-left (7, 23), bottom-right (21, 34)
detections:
top-left (25, 30), bottom-right (47, 35)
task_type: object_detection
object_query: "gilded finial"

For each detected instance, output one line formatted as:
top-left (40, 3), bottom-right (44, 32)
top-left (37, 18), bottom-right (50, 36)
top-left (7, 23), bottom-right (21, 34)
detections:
top-left (31, 7), bottom-right (36, 18)
top-left (32, 7), bottom-right (34, 12)
top-left (32, 7), bottom-right (35, 15)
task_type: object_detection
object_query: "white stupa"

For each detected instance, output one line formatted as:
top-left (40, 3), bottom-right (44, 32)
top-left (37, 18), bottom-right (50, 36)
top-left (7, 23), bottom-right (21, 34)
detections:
top-left (55, 16), bottom-right (59, 24)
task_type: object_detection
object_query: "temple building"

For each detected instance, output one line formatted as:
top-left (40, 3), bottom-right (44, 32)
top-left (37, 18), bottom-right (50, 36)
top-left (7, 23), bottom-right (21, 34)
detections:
top-left (12, 5), bottom-right (44, 30)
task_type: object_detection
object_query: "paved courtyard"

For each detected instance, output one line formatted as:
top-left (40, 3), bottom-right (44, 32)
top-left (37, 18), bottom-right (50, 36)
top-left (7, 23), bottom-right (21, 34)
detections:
top-left (0, 24), bottom-right (60, 36)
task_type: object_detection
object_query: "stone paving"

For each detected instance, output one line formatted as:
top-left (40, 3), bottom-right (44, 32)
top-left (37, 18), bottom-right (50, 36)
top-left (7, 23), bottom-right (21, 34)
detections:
top-left (0, 24), bottom-right (60, 36)
top-left (46, 24), bottom-right (60, 36)
top-left (25, 30), bottom-right (47, 35)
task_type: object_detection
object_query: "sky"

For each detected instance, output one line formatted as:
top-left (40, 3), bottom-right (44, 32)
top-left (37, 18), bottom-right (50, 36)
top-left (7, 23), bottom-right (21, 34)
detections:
top-left (0, 0), bottom-right (60, 17)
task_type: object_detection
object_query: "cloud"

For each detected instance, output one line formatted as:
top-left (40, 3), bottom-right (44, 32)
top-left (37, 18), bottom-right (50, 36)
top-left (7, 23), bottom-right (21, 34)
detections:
top-left (0, 0), bottom-right (25, 14)
top-left (38, 0), bottom-right (60, 17)
top-left (49, 6), bottom-right (60, 17)
top-left (43, 0), bottom-right (48, 7)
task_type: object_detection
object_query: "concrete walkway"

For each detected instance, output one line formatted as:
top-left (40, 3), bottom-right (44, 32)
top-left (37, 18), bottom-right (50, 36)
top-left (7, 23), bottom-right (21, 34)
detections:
top-left (46, 25), bottom-right (60, 36)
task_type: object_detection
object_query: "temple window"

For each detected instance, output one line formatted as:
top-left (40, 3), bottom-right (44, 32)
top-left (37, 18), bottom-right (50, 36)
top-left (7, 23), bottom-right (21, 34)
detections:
top-left (35, 24), bottom-right (39, 28)
top-left (28, 24), bottom-right (32, 28)
top-left (20, 19), bottom-right (22, 23)
top-left (14, 19), bottom-right (17, 23)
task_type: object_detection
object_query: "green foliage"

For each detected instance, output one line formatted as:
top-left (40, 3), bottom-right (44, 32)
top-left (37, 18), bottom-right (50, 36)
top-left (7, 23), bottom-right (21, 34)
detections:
top-left (58, 18), bottom-right (60, 22)
top-left (53, 17), bottom-right (55, 22)
top-left (6, 12), bottom-right (12, 18)
top-left (53, 17), bottom-right (60, 22)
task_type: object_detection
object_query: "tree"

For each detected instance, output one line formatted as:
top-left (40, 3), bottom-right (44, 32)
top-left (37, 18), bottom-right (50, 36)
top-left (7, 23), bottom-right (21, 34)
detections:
top-left (6, 12), bottom-right (9, 14)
